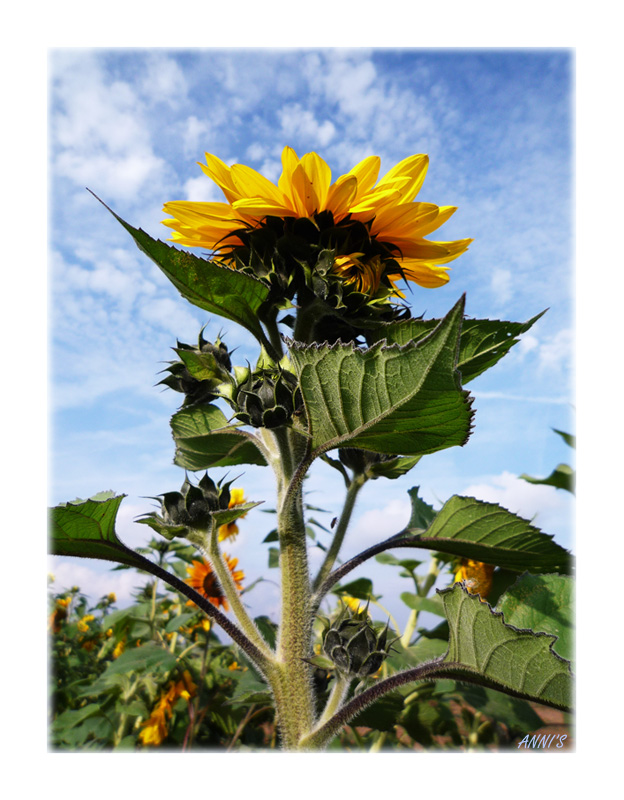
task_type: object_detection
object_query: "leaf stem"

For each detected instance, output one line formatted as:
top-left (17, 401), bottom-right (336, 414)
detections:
top-left (400, 556), bottom-right (440, 648)
top-left (312, 474), bottom-right (366, 594)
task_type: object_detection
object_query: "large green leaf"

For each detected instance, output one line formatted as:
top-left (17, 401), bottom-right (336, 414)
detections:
top-left (439, 582), bottom-right (573, 710)
top-left (92, 193), bottom-right (271, 341)
top-left (50, 493), bottom-right (146, 569)
top-left (170, 403), bottom-right (268, 470)
top-left (406, 494), bottom-right (571, 573)
top-left (497, 573), bottom-right (574, 662)
top-left (367, 311), bottom-right (545, 383)
top-left (289, 296), bottom-right (473, 458)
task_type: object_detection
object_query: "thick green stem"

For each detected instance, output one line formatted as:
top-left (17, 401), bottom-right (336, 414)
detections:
top-left (312, 475), bottom-right (365, 594)
top-left (265, 425), bottom-right (316, 749)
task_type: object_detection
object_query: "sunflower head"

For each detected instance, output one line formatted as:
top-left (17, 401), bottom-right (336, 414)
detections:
top-left (162, 146), bottom-right (472, 335)
top-left (137, 473), bottom-right (247, 544)
top-left (185, 555), bottom-right (244, 611)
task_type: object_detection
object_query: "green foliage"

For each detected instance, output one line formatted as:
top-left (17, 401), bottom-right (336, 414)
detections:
top-left (439, 583), bottom-right (573, 710)
top-left (96, 195), bottom-right (271, 342)
top-left (405, 494), bottom-right (571, 573)
top-left (48, 544), bottom-right (276, 751)
top-left (367, 310), bottom-right (546, 384)
top-left (289, 296), bottom-right (473, 458)
top-left (497, 573), bottom-right (574, 662)
top-left (171, 404), bottom-right (268, 470)
top-left (51, 493), bottom-right (147, 570)
top-left (520, 428), bottom-right (576, 494)
top-left (51, 192), bottom-right (574, 751)
top-left (520, 463), bottom-right (575, 494)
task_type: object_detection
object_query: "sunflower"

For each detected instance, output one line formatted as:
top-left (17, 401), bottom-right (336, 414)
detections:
top-left (218, 487), bottom-right (247, 543)
top-left (454, 559), bottom-right (495, 599)
top-left (162, 146), bottom-right (471, 295)
top-left (185, 555), bottom-right (244, 611)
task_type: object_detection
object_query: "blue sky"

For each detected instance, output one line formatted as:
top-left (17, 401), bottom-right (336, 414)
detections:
top-left (48, 48), bottom-right (575, 625)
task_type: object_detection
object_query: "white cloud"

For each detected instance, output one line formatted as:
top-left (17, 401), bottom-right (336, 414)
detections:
top-left (182, 174), bottom-right (223, 201)
top-left (278, 104), bottom-right (336, 148)
top-left (490, 268), bottom-right (513, 305)
top-left (51, 52), bottom-right (169, 203)
top-left (49, 559), bottom-right (148, 607)
top-left (181, 115), bottom-right (212, 159)
top-left (139, 54), bottom-right (189, 107)
top-left (538, 328), bottom-right (573, 374)
top-left (347, 498), bottom-right (412, 552)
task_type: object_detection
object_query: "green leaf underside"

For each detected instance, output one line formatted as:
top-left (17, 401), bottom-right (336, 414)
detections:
top-left (407, 494), bottom-right (571, 573)
top-left (497, 573), bottom-right (574, 662)
top-left (289, 296), bottom-right (472, 458)
top-left (50, 494), bottom-right (146, 570)
top-left (520, 464), bottom-right (575, 493)
top-left (439, 583), bottom-right (572, 710)
top-left (170, 404), bottom-right (267, 470)
top-left (93, 194), bottom-right (270, 340)
top-left (367, 311), bottom-right (546, 384)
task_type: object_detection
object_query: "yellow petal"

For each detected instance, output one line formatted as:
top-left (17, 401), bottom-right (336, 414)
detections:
top-left (230, 163), bottom-right (289, 208)
top-left (377, 153), bottom-right (429, 202)
top-left (395, 260), bottom-right (451, 288)
top-left (289, 162), bottom-right (321, 217)
top-left (200, 153), bottom-right (240, 204)
top-left (325, 174), bottom-right (358, 221)
top-left (346, 155), bottom-right (380, 200)
top-left (300, 151), bottom-right (332, 210)
top-left (278, 146), bottom-right (301, 197)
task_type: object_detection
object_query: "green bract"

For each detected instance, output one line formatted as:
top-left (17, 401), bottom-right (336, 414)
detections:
top-left (137, 474), bottom-right (250, 542)
top-left (321, 605), bottom-right (395, 678)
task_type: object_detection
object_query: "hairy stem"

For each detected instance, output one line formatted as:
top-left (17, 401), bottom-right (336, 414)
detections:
top-left (268, 426), bottom-right (316, 749)
top-left (204, 523), bottom-right (274, 661)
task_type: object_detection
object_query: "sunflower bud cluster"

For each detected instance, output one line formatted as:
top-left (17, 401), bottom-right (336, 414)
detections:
top-left (158, 329), bottom-right (232, 406)
top-left (321, 605), bottom-right (394, 679)
top-left (234, 366), bottom-right (302, 429)
top-left (138, 474), bottom-right (236, 541)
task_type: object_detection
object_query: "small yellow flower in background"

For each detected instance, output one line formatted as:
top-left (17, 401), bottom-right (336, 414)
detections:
top-left (77, 614), bottom-right (95, 633)
top-left (139, 671), bottom-right (197, 747)
top-left (112, 638), bottom-right (126, 659)
top-left (454, 559), bottom-right (495, 599)
top-left (105, 628), bottom-right (113, 638)
top-left (107, 593), bottom-right (117, 603)
top-left (162, 146), bottom-right (472, 295)
top-left (218, 487), bottom-right (247, 542)
top-left (48, 597), bottom-right (72, 633)
top-left (185, 555), bottom-right (245, 611)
